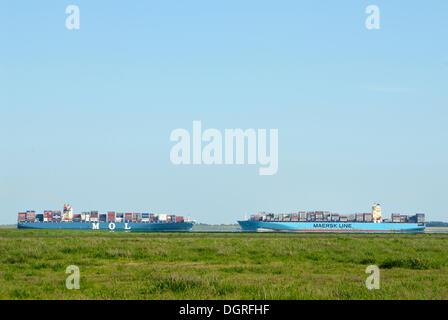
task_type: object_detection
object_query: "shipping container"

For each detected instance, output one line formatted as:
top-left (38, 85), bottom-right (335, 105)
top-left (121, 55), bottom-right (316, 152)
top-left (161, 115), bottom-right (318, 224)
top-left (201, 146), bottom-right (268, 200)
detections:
top-left (90, 211), bottom-right (99, 217)
top-left (124, 213), bottom-right (132, 222)
top-left (116, 212), bottom-right (124, 218)
top-left (133, 213), bottom-right (142, 222)
top-left (331, 214), bottom-right (340, 222)
top-left (52, 210), bottom-right (62, 222)
top-left (107, 211), bottom-right (116, 222)
top-left (89, 211), bottom-right (98, 222)
top-left (44, 211), bottom-right (53, 222)
top-left (18, 212), bottom-right (27, 222)
top-left (307, 211), bottom-right (316, 220)
top-left (392, 213), bottom-right (401, 223)
top-left (26, 211), bottom-right (36, 222)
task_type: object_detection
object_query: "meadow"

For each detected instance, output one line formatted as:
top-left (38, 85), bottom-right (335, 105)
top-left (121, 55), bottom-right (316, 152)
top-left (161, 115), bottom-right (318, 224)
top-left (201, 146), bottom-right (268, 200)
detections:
top-left (0, 229), bottom-right (447, 299)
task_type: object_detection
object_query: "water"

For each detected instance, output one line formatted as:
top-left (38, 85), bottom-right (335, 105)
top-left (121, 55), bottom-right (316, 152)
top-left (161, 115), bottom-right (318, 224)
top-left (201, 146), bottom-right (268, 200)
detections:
top-left (191, 228), bottom-right (242, 233)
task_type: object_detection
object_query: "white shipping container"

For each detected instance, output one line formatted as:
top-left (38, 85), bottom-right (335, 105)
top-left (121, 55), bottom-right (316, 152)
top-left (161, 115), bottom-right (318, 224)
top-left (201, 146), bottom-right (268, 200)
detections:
top-left (158, 214), bottom-right (167, 221)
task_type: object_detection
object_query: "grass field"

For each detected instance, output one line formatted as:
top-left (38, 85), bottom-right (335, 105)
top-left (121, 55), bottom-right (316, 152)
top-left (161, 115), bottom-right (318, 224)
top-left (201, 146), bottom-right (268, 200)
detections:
top-left (0, 229), bottom-right (447, 300)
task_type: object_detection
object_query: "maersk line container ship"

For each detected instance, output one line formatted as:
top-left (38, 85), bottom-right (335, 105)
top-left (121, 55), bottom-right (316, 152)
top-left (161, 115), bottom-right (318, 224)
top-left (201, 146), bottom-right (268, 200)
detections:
top-left (17, 205), bottom-right (194, 232)
top-left (238, 204), bottom-right (425, 233)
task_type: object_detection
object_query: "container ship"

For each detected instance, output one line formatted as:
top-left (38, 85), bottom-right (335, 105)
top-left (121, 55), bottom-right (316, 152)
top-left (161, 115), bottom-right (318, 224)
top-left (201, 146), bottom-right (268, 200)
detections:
top-left (17, 204), bottom-right (195, 232)
top-left (238, 203), bottom-right (425, 233)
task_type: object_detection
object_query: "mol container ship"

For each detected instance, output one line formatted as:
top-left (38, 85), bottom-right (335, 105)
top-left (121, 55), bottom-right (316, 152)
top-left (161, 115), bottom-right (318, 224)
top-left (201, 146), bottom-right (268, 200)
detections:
top-left (238, 203), bottom-right (425, 233)
top-left (17, 204), bottom-right (195, 232)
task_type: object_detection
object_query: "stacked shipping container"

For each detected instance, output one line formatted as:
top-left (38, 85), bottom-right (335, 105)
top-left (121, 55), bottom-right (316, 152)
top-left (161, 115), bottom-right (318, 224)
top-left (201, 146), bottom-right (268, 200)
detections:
top-left (248, 211), bottom-right (425, 224)
top-left (107, 212), bottom-right (115, 223)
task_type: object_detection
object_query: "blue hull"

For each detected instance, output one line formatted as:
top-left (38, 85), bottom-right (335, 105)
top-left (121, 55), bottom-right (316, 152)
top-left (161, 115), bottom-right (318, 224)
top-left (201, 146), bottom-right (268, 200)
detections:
top-left (18, 221), bottom-right (194, 232)
top-left (238, 221), bottom-right (425, 233)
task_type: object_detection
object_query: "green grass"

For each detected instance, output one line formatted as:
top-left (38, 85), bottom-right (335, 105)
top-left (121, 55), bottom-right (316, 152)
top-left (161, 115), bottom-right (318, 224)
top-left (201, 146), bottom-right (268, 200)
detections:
top-left (0, 229), bottom-right (447, 299)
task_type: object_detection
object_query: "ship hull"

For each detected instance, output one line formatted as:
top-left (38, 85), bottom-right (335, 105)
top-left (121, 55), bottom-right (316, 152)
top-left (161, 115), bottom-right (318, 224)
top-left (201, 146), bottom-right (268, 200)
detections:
top-left (238, 221), bottom-right (425, 233)
top-left (17, 221), bottom-right (194, 232)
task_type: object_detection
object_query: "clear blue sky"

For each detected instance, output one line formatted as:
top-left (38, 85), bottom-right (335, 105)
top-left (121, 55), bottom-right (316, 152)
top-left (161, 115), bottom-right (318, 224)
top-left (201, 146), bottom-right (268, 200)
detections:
top-left (1, 1), bottom-right (447, 224)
